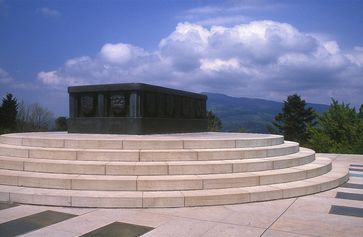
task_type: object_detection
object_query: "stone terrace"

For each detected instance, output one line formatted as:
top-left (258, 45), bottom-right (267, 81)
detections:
top-left (0, 132), bottom-right (348, 208)
top-left (0, 154), bottom-right (361, 236)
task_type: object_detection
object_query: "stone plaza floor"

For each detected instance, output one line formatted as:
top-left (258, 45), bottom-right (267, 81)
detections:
top-left (0, 153), bottom-right (362, 237)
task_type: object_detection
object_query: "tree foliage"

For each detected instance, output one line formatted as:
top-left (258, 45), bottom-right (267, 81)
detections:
top-left (270, 94), bottom-right (316, 145)
top-left (233, 127), bottom-right (246, 133)
top-left (17, 101), bottom-right (54, 132)
top-left (307, 100), bottom-right (363, 154)
top-left (55, 116), bottom-right (68, 131)
top-left (0, 93), bottom-right (18, 133)
top-left (0, 93), bottom-right (57, 134)
top-left (207, 111), bottom-right (223, 132)
top-left (358, 104), bottom-right (363, 120)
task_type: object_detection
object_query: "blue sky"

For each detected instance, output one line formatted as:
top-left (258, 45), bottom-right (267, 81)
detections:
top-left (1, 0), bottom-right (363, 116)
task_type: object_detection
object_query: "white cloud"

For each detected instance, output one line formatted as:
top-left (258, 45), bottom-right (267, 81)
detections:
top-left (37, 7), bottom-right (60, 17)
top-left (37, 21), bottom-right (363, 107)
top-left (37, 71), bottom-right (61, 85)
top-left (346, 47), bottom-right (363, 67)
top-left (200, 58), bottom-right (240, 72)
top-left (100, 43), bottom-right (130, 64)
top-left (183, 1), bottom-right (283, 27)
top-left (65, 56), bottom-right (92, 67)
top-left (323, 41), bottom-right (340, 55)
top-left (195, 15), bottom-right (250, 27)
top-left (0, 68), bottom-right (39, 92)
top-left (0, 68), bottom-right (13, 84)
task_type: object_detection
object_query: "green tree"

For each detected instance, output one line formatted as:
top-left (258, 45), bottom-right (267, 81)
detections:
top-left (16, 102), bottom-right (53, 132)
top-left (358, 104), bottom-right (363, 120)
top-left (308, 99), bottom-right (363, 154)
top-left (233, 127), bottom-right (246, 133)
top-left (0, 93), bottom-right (18, 133)
top-left (271, 94), bottom-right (316, 145)
top-left (207, 111), bottom-right (223, 132)
top-left (55, 116), bottom-right (68, 131)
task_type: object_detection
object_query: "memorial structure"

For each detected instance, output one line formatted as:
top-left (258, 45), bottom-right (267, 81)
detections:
top-left (0, 83), bottom-right (349, 208)
top-left (68, 83), bottom-right (207, 134)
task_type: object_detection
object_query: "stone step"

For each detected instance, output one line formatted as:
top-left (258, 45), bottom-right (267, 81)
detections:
top-left (0, 132), bottom-right (284, 150)
top-left (181, 163), bottom-right (348, 207)
top-left (0, 163), bottom-right (348, 207)
top-left (0, 148), bottom-right (314, 175)
top-left (0, 142), bottom-right (299, 161)
top-left (0, 157), bottom-right (331, 191)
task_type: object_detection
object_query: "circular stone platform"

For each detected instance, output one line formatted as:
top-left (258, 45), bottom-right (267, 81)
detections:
top-left (0, 132), bottom-right (348, 208)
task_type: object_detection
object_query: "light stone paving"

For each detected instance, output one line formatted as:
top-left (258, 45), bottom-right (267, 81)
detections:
top-left (0, 154), bottom-right (360, 237)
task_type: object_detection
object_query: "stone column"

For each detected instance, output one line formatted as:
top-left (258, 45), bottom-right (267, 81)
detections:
top-left (69, 94), bottom-right (77, 118)
top-left (129, 92), bottom-right (140, 118)
top-left (97, 93), bottom-right (105, 117)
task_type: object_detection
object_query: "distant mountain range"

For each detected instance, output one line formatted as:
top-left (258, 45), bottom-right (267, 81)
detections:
top-left (203, 92), bottom-right (329, 133)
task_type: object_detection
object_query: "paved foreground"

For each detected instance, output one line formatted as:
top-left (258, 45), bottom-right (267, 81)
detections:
top-left (0, 153), bottom-right (362, 237)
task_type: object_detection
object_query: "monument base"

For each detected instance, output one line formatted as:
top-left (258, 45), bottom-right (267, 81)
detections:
top-left (68, 117), bottom-right (208, 134)
top-left (0, 132), bottom-right (349, 208)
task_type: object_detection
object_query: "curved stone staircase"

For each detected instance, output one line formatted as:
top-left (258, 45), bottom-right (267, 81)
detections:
top-left (0, 132), bottom-right (348, 208)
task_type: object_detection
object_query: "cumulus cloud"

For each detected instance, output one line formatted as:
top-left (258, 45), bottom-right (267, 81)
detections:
top-left (347, 47), bottom-right (363, 67)
top-left (0, 68), bottom-right (39, 92)
top-left (37, 71), bottom-right (61, 85)
top-left (195, 15), bottom-right (251, 27)
top-left (0, 68), bottom-right (14, 84)
top-left (99, 43), bottom-right (148, 65)
top-left (200, 58), bottom-right (240, 72)
top-left (37, 20), bottom-right (363, 106)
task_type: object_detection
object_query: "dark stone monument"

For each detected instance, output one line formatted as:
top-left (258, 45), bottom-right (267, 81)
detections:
top-left (68, 83), bottom-right (208, 134)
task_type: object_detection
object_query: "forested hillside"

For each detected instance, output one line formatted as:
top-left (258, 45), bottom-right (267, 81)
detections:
top-left (204, 93), bottom-right (329, 133)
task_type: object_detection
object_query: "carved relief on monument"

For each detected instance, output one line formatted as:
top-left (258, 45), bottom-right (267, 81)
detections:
top-left (110, 94), bottom-right (126, 116)
top-left (80, 95), bottom-right (95, 116)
